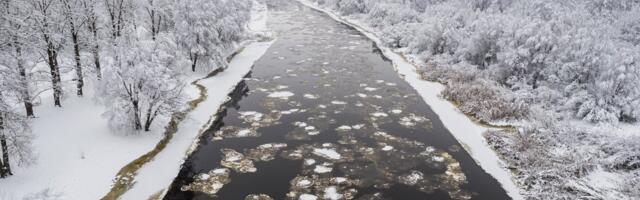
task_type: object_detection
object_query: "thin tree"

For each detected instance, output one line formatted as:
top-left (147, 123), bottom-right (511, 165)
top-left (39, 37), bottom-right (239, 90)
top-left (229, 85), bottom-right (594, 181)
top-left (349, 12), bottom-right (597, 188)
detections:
top-left (61, 0), bottom-right (87, 96)
top-left (0, 109), bottom-right (9, 178)
top-left (2, 0), bottom-right (35, 116)
top-left (82, 0), bottom-right (102, 79)
top-left (30, 0), bottom-right (64, 107)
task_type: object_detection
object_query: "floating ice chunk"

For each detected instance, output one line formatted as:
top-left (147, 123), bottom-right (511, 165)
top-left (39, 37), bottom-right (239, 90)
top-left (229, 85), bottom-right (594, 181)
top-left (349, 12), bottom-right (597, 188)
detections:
top-left (364, 87), bottom-right (378, 92)
top-left (308, 131), bottom-right (320, 136)
top-left (273, 76), bottom-right (282, 79)
top-left (299, 194), bottom-right (318, 200)
top-left (386, 82), bottom-right (397, 86)
top-left (398, 170), bottom-right (424, 186)
top-left (245, 194), bottom-right (274, 200)
top-left (303, 94), bottom-right (319, 99)
top-left (356, 93), bottom-right (367, 98)
top-left (278, 56), bottom-right (285, 60)
top-left (351, 124), bottom-right (365, 129)
top-left (221, 149), bottom-right (256, 173)
top-left (239, 111), bottom-right (264, 121)
top-left (304, 159), bottom-right (316, 166)
top-left (181, 168), bottom-right (230, 195)
top-left (314, 165), bottom-right (332, 174)
top-left (236, 129), bottom-right (253, 137)
top-left (313, 148), bottom-right (341, 160)
top-left (382, 146), bottom-right (394, 151)
top-left (433, 156), bottom-right (445, 162)
top-left (323, 186), bottom-right (342, 200)
top-left (333, 177), bottom-right (347, 184)
top-left (336, 125), bottom-right (352, 131)
top-left (276, 85), bottom-right (289, 89)
top-left (280, 109), bottom-right (300, 115)
top-left (318, 104), bottom-right (327, 109)
top-left (376, 80), bottom-right (385, 83)
top-left (391, 109), bottom-right (403, 114)
top-left (268, 91), bottom-right (294, 99)
top-left (305, 126), bottom-right (316, 131)
top-left (331, 100), bottom-right (347, 105)
top-left (294, 121), bottom-right (308, 127)
top-left (371, 112), bottom-right (388, 117)
top-left (322, 62), bottom-right (330, 65)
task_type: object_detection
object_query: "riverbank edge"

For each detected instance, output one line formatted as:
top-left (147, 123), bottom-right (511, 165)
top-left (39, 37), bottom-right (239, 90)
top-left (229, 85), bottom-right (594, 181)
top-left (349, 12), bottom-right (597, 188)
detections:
top-left (111, 41), bottom-right (274, 200)
top-left (296, 0), bottom-right (524, 199)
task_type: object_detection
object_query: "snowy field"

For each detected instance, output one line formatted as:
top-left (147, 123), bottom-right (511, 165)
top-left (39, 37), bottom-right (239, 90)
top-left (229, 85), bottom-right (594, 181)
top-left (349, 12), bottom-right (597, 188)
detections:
top-left (0, 85), bottom-right (165, 199)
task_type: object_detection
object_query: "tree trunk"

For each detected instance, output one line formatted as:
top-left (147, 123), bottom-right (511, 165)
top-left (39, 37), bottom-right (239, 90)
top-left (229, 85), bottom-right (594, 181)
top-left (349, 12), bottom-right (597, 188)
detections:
top-left (15, 39), bottom-right (34, 117)
top-left (143, 107), bottom-right (153, 132)
top-left (46, 40), bottom-right (63, 107)
top-left (132, 101), bottom-right (142, 130)
top-left (93, 44), bottom-right (102, 79)
top-left (72, 31), bottom-right (84, 96)
top-left (191, 53), bottom-right (198, 72)
top-left (0, 115), bottom-right (11, 178)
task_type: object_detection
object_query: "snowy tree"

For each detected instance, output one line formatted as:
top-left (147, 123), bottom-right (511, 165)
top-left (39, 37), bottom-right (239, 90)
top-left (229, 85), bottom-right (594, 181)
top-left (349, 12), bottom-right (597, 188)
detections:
top-left (104, 0), bottom-right (135, 41)
top-left (174, 0), bottom-right (226, 72)
top-left (0, 72), bottom-right (33, 178)
top-left (82, 0), bottom-right (103, 79)
top-left (29, 0), bottom-right (66, 107)
top-left (61, 0), bottom-right (88, 96)
top-left (99, 29), bottom-right (185, 132)
top-left (1, 0), bottom-right (36, 116)
top-left (144, 0), bottom-right (174, 40)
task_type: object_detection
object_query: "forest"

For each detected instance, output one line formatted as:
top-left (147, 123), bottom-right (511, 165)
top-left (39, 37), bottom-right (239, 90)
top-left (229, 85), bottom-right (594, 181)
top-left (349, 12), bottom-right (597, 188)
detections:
top-left (0, 0), bottom-right (252, 179)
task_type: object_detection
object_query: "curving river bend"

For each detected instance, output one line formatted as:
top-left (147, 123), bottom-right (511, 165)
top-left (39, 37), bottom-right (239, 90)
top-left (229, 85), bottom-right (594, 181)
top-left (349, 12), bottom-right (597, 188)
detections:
top-left (164, 2), bottom-right (510, 200)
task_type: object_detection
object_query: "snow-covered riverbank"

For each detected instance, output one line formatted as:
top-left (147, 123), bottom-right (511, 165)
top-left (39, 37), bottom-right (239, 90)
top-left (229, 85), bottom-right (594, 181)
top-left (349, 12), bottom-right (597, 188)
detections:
top-left (0, 1), bottom-right (272, 199)
top-left (297, 0), bottom-right (524, 199)
top-left (119, 41), bottom-right (273, 200)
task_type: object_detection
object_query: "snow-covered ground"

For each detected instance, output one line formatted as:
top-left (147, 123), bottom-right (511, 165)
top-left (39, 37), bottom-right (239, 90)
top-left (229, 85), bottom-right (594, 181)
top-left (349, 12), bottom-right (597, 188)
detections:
top-left (297, 1), bottom-right (524, 199)
top-left (0, 83), bottom-right (166, 199)
top-left (0, 1), bottom-right (272, 199)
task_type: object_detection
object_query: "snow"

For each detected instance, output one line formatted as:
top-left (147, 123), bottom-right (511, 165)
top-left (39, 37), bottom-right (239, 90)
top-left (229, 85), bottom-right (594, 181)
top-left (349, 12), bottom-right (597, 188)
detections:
top-left (299, 194), bottom-right (318, 200)
top-left (267, 91), bottom-right (295, 99)
top-left (330, 100), bottom-right (347, 105)
top-left (297, 1), bottom-right (524, 199)
top-left (323, 186), bottom-right (342, 200)
top-left (0, 86), bottom-right (163, 200)
top-left (312, 148), bottom-right (341, 160)
top-left (313, 165), bottom-right (333, 174)
top-left (119, 41), bottom-right (273, 199)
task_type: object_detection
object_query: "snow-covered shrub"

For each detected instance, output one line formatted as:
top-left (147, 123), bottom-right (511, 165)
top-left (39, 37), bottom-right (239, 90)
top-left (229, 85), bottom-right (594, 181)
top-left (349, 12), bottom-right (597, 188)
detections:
top-left (409, 16), bottom-right (462, 56)
top-left (441, 76), bottom-right (528, 121)
top-left (336, 0), bottom-right (369, 15)
top-left (459, 15), bottom-right (506, 69)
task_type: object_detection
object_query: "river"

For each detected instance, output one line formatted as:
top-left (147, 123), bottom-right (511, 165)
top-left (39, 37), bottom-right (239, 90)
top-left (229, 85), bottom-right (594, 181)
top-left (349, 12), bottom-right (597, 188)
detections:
top-left (163, 1), bottom-right (510, 200)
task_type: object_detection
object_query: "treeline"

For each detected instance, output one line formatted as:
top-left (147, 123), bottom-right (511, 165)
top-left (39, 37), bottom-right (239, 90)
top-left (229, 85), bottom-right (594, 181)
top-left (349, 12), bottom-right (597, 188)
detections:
top-left (0, 0), bottom-right (252, 178)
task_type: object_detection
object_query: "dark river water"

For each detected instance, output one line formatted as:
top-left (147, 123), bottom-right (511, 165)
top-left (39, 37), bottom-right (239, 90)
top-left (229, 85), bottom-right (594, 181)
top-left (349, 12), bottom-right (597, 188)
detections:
top-left (164, 2), bottom-right (510, 200)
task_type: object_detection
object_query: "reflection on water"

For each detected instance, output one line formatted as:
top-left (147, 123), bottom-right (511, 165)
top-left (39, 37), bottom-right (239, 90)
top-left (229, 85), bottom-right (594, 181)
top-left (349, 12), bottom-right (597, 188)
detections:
top-left (164, 1), bottom-right (510, 200)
